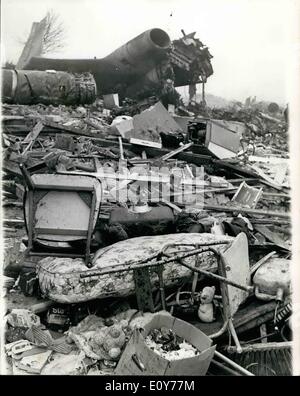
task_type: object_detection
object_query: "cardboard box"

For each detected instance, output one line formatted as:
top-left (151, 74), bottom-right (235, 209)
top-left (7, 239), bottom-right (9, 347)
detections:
top-left (115, 313), bottom-right (216, 375)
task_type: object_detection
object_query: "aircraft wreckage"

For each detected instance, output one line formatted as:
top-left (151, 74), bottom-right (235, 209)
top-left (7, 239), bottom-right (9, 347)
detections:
top-left (2, 19), bottom-right (292, 377)
top-left (2, 28), bottom-right (213, 105)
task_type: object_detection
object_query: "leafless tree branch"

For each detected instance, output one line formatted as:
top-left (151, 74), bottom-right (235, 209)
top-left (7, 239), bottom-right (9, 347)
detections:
top-left (41, 10), bottom-right (66, 54)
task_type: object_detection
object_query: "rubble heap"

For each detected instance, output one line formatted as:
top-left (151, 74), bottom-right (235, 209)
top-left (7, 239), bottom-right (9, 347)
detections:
top-left (1, 24), bottom-right (291, 377)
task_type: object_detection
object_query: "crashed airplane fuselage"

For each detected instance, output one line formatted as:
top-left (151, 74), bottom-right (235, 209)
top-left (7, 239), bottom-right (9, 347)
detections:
top-left (23, 28), bottom-right (213, 100)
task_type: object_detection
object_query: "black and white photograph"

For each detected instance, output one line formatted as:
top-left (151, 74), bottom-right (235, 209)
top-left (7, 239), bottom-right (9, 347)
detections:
top-left (0, 0), bottom-right (299, 378)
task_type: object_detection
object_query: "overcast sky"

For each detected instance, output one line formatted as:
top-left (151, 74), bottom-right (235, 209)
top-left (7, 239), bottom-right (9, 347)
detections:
top-left (1, 0), bottom-right (299, 104)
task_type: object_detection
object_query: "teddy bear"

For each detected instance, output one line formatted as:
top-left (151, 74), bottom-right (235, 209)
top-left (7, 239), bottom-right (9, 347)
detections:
top-left (197, 286), bottom-right (216, 323)
top-left (92, 322), bottom-right (127, 361)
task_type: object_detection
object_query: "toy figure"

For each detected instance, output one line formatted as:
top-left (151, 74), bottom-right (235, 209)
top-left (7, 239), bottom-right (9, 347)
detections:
top-left (197, 286), bottom-right (216, 323)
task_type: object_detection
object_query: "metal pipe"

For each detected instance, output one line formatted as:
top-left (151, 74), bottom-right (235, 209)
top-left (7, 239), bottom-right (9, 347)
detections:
top-left (211, 359), bottom-right (242, 376)
top-left (250, 251), bottom-right (276, 275)
top-left (209, 319), bottom-right (229, 339)
top-left (163, 249), bottom-right (253, 293)
top-left (228, 319), bottom-right (243, 353)
top-left (226, 341), bottom-right (292, 353)
top-left (80, 244), bottom-right (229, 278)
top-left (214, 351), bottom-right (255, 376)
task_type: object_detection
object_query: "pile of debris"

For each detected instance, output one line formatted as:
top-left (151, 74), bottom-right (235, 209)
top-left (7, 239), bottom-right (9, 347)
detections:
top-left (1, 26), bottom-right (292, 377)
top-left (145, 327), bottom-right (200, 360)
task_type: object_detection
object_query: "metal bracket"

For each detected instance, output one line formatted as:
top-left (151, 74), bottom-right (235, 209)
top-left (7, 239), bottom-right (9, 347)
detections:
top-left (133, 267), bottom-right (155, 313)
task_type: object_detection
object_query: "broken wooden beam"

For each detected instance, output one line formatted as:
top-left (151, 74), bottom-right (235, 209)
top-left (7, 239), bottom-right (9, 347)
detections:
top-left (250, 164), bottom-right (283, 191)
top-left (118, 136), bottom-right (124, 160)
top-left (226, 341), bottom-right (292, 353)
top-left (22, 121), bottom-right (44, 150)
top-left (160, 199), bottom-right (182, 213)
top-left (3, 159), bottom-right (23, 177)
top-left (43, 120), bottom-right (108, 138)
top-left (160, 142), bottom-right (193, 161)
top-left (213, 160), bottom-right (284, 190)
top-left (203, 204), bottom-right (290, 219)
top-left (3, 218), bottom-right (25, 227)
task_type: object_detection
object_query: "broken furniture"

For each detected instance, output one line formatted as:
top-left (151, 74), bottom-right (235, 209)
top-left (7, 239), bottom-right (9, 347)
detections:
top-left (231, 181), bottom-right (263, 208)
top-left (21, 165), bottom-right (102, 266)
top-left (161, 233), bottom-right (252, 353)
top-left (211, 233), bottom-right (251, 352)
top-left (2, 14), bottom-right (291, 377)
top-left (36, 232), bottom-right (252, 354)
top-left (36, 233), bottom-right (233, 303)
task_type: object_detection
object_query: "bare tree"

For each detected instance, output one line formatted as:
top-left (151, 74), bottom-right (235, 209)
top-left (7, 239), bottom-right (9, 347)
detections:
top-left (16, 10), bottom-right (66, 55)
top-left (14, 10), bottom-right (67, 69)
top-left (41, 10), bottom-right (66, 54)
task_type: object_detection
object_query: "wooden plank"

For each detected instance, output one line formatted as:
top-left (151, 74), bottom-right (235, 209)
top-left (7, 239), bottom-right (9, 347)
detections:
top-left (234, 301), bottom-right (277, 329)
top-left (43, 120), bottom-right (108, 138)
top-left (118, 136), bottom-right (124, 160)
top-left (58, 169), bottom-right (207, 186)
top-left (3, 159), bottom-right (23, 177)
top-left (3, 218), bottom-right (25, 226)
top-left (22, 121), bottom-right (44, 145)
top-left (260, 323), bottom-right (268, 343)
top-left (227, 341), bottom-right (292, 353)
top-left (251, 219), bottom-right (290, 225)
top-left (130, 137), bottom-right (162, 149)
top-left (160, 142), bottom-right (193, 161)
top-left (213, 160), bottom-right (283, 190)
top-left (203, 204), bottom-right (290, 219)
top-left (2, 201), bottom-right (23, 207)
top-left (90, 137), bottom-right (212, 165)
top-left (2, 115), bottom-right (25, 121)
top-left (262, 192), bottom-right (290, 198)
top-left (227, 177), bottom-right (259, 183)
top-left (250, 164), bottom-right (283, 190)
top-left (160, 199), bottom-right (182, 213)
